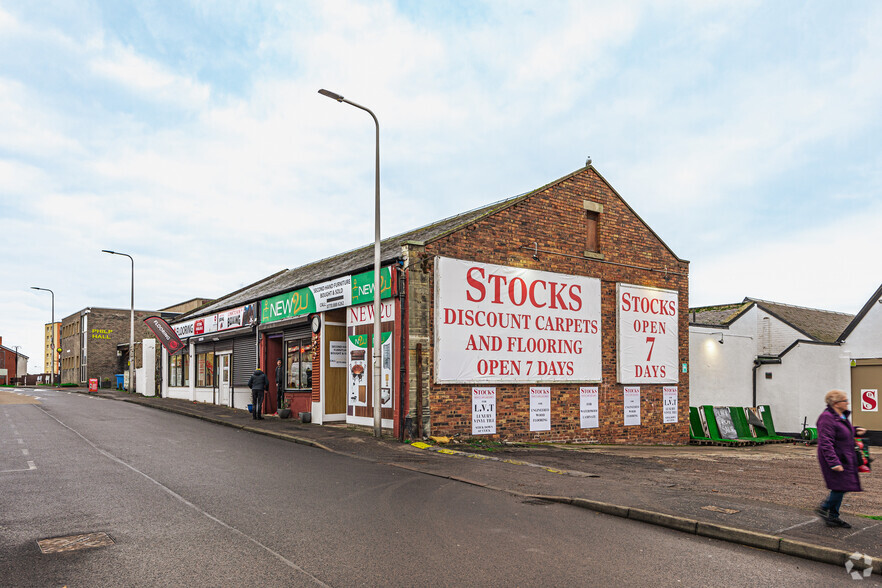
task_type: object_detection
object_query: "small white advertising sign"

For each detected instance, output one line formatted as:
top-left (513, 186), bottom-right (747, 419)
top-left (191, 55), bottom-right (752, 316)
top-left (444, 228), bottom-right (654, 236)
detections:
top-left (472, 387), bottom-right (497, 435)
top-left (616, 283), bottom-right (679, 384)
top-left (861, 389), bottom-right (879, 412)
top-left (329, 341), bottom-right (347, 368)
top-left (663, 386), bottom-right (678, 423)
top-left (580, 386), bottom-right (599, 429)
top-left (434, 257), bottom-right (602, 383)
top-left (314, 276), bottom-right (352, 312)
top-left (530, 387), bottom-right (551, 431)
top-left (624, 386), bottom-right (641, 426)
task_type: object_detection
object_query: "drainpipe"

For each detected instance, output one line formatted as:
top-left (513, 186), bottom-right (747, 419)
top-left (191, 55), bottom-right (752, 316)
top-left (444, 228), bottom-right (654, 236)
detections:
top-left (752, 359), bottom-right (760, 408)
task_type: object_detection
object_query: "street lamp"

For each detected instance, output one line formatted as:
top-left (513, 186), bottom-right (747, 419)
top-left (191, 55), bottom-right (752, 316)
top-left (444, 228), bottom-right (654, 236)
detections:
top-left (30, 287), bottom-right (55, 386)
top-left (319, 88), bottom-right (382, 437)
top-left (102, 250), bottom-right (135, 393)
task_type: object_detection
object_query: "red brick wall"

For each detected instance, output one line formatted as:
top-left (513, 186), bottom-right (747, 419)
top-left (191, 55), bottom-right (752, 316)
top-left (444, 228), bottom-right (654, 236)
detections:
top-left (416, 167), bottom-right (690, 444)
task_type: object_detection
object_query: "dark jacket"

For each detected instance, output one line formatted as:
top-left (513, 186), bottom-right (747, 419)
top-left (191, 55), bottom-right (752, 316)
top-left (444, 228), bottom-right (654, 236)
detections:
top-left (817, 406), bottom-right (862, 492)
top-left (247, 369), bottom-right (268, 392)
top-left (275, 364), bottom-right (284, 387)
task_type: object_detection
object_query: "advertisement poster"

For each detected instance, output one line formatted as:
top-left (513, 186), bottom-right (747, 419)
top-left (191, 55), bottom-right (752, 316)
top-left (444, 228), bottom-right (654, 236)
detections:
top-left (624, 386), bottom-right (641, 426)
top-left (329, 341), bottom-right (347, 368)
top-left (472, 387), bottom-right (497, 435)
top-left (530, 387), bottom-right (551, 431)
top-left (616, 283), bottom-right (678, 384)
top-left (663, 386), bottom-right (678, 423)
top-left (861, 389), bottom-right (879, 412)
top-left (434, 257), bottom-right (602, 383)
top-left (580, 386), bottom-right (599, 429)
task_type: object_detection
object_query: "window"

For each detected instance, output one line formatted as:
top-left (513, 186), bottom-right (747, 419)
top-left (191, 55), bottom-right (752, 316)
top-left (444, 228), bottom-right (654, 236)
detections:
top-left (583, 200), bottom-right (603, 255)
top-left (285, 338), bottom-right (313, 390)
top-left (586, 210), bottom-right (599, 252)
top-left (196, 352), bottom-right (215, 387)
top-left (169, 353), bottom-right (190, 387)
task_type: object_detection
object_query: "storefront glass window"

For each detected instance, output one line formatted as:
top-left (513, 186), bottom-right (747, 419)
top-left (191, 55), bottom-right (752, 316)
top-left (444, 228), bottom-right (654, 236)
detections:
top-left (285, 338), bottom-right (313, 390)
top-left (169, 353), bottom-right (191, 387)
top-left (196, 352), bottom-right (215, 387)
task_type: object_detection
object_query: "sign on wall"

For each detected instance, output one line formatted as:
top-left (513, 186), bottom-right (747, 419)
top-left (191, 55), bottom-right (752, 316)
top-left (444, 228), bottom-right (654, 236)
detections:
top-left (261, 268), bottom-right (393, 324)
top-left (434, 257), bottom-right (602, 383)
top-left (616, 283), bottom-right (679, 384)
top-left (663, 386), bottom-right (678, 423)
top-left (580, 386), bottom-right (599, 429)
top-left (472, 387), bottom-right (497, 435)
top-left (530, 386), bottom-right (551, 431)
top-left (173, 303), bottom-right (257, 338)
top-left (861, 389), bottom-right (879, 412)
top-left (624, 386), bottom-right (641, 426)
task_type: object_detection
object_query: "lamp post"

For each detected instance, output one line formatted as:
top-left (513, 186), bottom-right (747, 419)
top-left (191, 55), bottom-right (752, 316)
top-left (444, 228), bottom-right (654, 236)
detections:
top-left (319, 88), bottom-right (382, 437)
top-left (30, 287), bottom-right (55, 386)
top-left (102, 250), bottom-right (135, 393)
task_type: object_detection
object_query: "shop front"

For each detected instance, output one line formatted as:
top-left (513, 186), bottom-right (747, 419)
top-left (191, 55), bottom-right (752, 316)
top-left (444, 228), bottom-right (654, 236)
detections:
top-left (258, 267), bottom-right (396, 426)
top-left (164, 302), bottom-right (258, 409)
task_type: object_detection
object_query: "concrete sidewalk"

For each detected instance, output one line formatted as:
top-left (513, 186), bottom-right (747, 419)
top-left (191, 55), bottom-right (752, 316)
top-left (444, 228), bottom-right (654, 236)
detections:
top-left (67, 388), bottom-right (882, 576)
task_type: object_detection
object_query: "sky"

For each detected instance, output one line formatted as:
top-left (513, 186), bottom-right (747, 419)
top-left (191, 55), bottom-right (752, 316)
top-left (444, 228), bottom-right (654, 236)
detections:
top-left (2, 1), bottom-right (881, 373)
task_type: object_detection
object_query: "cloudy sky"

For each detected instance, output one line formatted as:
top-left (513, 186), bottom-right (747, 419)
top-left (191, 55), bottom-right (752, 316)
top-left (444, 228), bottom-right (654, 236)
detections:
top-left (2, 1), bottom-right (881, 373)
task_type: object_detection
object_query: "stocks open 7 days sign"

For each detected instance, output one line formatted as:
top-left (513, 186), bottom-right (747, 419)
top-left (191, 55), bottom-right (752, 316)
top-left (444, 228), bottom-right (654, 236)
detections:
top-left (434, 257), bottom-right (602, 383)
top-left (616, 283), bottom-right (679, 384)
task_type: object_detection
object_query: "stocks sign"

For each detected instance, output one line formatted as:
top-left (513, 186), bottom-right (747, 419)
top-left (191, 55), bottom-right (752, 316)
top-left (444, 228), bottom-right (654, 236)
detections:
top-left (616, 283), bottom-right (679, 384)
top-left (434, 257), bottom-right (602, 383)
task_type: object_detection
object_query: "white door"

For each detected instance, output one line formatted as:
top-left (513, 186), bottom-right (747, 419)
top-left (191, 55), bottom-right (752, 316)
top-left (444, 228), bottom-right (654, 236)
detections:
top-left (218, 353), bottom-right (231, 406)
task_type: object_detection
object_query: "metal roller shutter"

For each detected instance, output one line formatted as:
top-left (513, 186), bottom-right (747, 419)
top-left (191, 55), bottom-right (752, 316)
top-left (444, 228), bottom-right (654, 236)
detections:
top-left (233, 336), bottom-right (257, 386)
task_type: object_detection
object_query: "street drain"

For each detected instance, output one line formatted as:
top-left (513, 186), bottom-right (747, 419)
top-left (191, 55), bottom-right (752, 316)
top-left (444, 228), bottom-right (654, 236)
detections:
top-left (522, 498), bottom-right (554, 506)
top-left (37, 532), bottom-right (114, 554)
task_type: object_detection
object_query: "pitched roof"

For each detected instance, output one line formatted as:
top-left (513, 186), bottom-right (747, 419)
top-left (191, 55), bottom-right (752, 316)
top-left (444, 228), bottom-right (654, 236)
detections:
top-left (837, 282), bottom-right (882, 342)
top-left (689, 298), bottom-right (854, 343)
top-left (746, 298), bottom-right (854, 343)
top-left (183, 165), bottom-right (687, 321)
top-left (689, 302), bottom-right (752, 327)
top-left (185, 189), bottom-right (528, 319)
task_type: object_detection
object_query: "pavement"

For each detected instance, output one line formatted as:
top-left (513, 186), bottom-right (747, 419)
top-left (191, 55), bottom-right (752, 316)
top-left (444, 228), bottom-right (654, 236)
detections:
top-left (19, 386), bottom-right (882, 577)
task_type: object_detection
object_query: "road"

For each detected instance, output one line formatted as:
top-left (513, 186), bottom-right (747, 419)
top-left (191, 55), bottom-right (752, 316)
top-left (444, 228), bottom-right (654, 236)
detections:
top-left (0, 388), bottom-right (865, 586)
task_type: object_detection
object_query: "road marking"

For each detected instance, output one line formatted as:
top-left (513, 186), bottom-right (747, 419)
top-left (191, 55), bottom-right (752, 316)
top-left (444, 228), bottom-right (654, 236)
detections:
top-left (774, 518), bottom-right (818, 533)
top-left (22, 449), bottom-right (29, 456)
top-left (36, 406), bottom-right (330, 587)
top-left (0, 461), bottom-right (36, 473)
top-left (843, 521), bottom-right (882, 539)
top-left (17, 439), bottom-right (23, 444)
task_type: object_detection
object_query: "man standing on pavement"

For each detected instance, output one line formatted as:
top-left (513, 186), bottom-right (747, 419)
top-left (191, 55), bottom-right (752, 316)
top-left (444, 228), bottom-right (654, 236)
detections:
top-left (248, 367), bottom-right (268, 420)
top-left (275, 359), bottom-right (285, 410)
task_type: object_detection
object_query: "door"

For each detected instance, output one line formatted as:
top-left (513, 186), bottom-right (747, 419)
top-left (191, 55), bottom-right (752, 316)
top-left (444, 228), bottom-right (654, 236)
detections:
top-left (218, 353), bottom-right (231, 407)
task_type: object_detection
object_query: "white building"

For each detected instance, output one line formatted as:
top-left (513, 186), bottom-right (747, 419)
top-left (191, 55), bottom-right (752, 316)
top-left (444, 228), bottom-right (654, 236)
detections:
top-left (689, 284), bottom-right (882, 438)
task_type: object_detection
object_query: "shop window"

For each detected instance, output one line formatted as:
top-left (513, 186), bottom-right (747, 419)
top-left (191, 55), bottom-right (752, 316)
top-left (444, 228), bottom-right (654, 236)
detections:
top-left (285, 338), bottom-right (313, 390)
top-left (169, 353), bottom-right (190, 387)
top-left (196, 352), bottom-right (215, 387)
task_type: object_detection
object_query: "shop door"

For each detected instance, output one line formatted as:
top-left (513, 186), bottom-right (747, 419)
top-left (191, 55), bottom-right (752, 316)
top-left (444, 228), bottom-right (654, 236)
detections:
top-left (218, 353), bottom-right (232, 407)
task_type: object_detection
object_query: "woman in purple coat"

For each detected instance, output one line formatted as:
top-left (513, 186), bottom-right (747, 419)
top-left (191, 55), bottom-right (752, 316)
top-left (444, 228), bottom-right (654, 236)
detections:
top-left (815, 390), bottom-right (867, 528)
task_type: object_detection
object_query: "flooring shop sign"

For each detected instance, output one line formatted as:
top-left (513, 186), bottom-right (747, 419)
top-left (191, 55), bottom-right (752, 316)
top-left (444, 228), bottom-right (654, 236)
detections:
top-left (434, 257), bottom-right (602, 383)
top-left (616, 283), bottom-right (679, 384)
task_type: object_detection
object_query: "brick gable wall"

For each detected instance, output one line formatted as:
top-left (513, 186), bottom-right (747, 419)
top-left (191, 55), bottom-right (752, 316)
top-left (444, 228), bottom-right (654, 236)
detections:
top-left (407, 167), bottom-right (690, 444)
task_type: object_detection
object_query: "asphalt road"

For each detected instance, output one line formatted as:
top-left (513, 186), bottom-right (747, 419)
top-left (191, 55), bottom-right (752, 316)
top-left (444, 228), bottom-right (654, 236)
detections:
top-left (0, 388), bottom-right (867, 587)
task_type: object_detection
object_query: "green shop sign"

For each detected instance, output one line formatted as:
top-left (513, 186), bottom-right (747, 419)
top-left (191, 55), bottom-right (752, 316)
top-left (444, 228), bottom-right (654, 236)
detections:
top-left (261, 267), bottom-right (393, 324)
top-left (348, 332), bottom-right (392, 348)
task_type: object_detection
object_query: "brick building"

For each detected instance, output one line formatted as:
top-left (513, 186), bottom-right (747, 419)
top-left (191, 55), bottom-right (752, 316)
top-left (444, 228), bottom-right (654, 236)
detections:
top-left (60, 307), bottom-right (179, 387)
top-left (166, 164), bottom-right (690, 444)
top-left (0, 337), bottom-right (28, 384)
